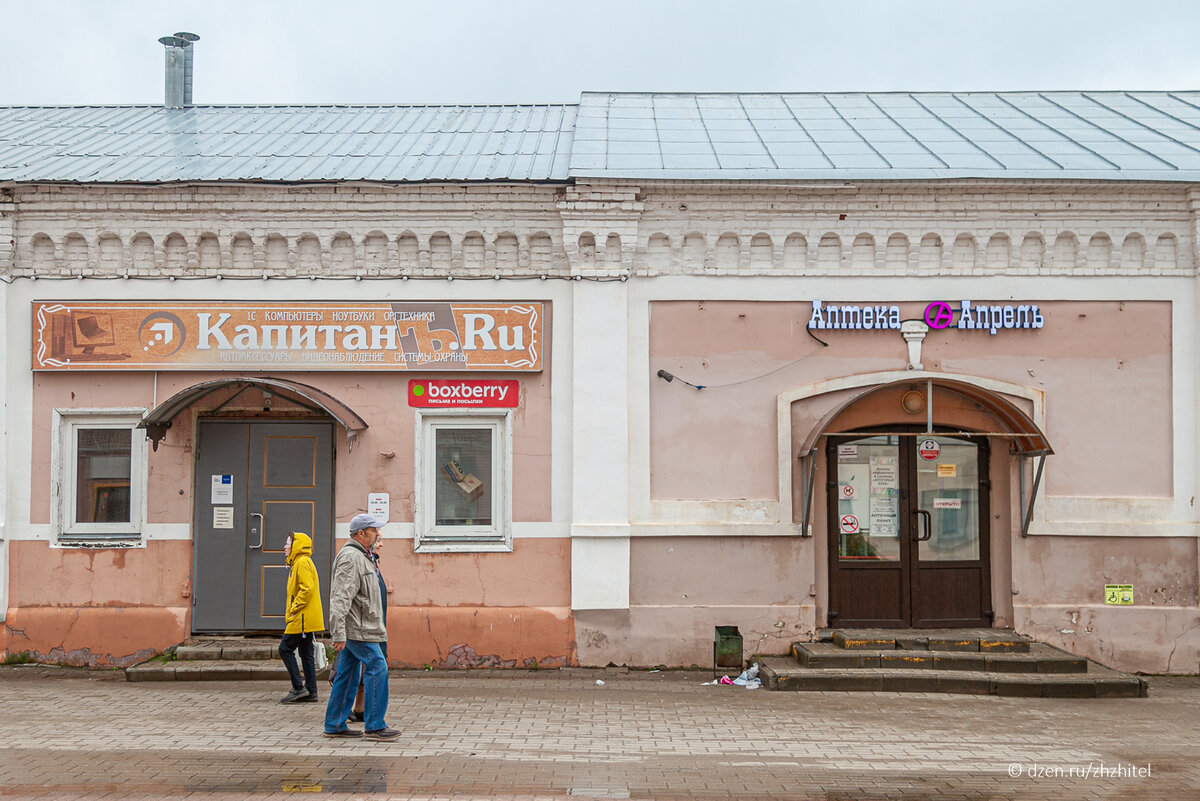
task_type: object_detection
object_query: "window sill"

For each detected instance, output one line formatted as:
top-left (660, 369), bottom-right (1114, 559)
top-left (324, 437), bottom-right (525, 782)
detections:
top-left (414, 540), bottom-right (513, 554)
top-left (55, 537), bottom-right (144, 549)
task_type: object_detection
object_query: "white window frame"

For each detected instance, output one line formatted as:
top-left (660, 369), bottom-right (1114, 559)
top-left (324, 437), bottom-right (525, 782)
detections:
top-left (414, 409), bottom-right (512, 553)
top-left (52, 409), bottom-right (148, 545)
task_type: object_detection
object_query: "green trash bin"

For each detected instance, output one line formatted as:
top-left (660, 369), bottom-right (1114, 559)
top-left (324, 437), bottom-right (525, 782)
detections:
top-left (713, 625), bottom-right (743, 675)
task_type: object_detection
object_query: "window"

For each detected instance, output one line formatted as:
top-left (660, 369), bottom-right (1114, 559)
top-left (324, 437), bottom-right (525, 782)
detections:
top-left (53, 410), bottom-right (147, 543)
top-left (415, 411), bottom-right (511, 552)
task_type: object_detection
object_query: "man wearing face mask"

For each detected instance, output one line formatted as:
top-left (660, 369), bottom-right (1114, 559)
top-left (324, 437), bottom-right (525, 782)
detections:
top-left (278, 531), bottom-right (324, 703)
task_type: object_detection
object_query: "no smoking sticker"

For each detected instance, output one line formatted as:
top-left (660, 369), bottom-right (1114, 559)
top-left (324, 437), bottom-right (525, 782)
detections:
top-left (839, 515), bottom-right (860, 534)
top-left (918, 439), bottom-right (941, 461)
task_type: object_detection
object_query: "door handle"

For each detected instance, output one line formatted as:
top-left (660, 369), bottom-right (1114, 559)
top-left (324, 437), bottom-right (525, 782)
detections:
top-left (913, 509), bottom-right (932, 542)
top-left (249, 512), bottom-right (264, 549)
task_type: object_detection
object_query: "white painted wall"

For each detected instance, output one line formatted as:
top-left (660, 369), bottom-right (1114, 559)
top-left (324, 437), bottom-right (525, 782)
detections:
top-left (570, 279), bottom-right (631, 608)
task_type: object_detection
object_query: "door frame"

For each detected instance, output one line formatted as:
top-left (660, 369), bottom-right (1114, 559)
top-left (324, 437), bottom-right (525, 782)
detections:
top-left (825, 425), bottom-right (993, 629)
top-left (190, 417), bottom-right (336, 635)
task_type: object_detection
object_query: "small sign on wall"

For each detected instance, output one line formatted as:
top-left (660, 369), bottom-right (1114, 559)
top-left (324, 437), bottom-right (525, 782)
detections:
top-left (213, 507), bottom-right (234, 529)
top-left (368, 493), bottom-right (390, 526)
top-left (211, 474), bottom-right (233, 504)
top-left (1104, 584), bottom-right (1134, 605)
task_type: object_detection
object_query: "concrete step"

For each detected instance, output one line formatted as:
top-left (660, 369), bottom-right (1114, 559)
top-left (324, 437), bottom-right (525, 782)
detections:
top-left (127, 659), bottom-right (300, 682)
top-left (792, 641), bottom-right (1087, 673)
top-left (829, 628), bottom-right (1031, 653)
top-left (173, 636), bottom-right (280, 661)
top-left (758, 657), bottom-right (1147, 698)
top-left (126, 636), bottom-right (331, 682)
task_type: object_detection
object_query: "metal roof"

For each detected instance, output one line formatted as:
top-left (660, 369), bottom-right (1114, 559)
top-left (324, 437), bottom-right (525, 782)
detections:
top-left (571, 91), bottom-right (1200, 181)
top-left (2, 92), bottom-right (1200, 184)
top-left (0, 104), bottom-right (576, 183)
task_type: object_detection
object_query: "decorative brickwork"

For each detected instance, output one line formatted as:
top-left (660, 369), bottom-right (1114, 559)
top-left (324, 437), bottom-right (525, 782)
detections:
top-left (3, 180), bottom-right (1195, 279)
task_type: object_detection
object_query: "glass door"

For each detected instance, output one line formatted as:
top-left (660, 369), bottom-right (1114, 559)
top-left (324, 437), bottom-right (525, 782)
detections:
top-left (828, 435), bottom-right (910, 627)
top-left (828, 431), bottom-right (991, 628)
top-left (911, 436), bottom-right (991, 627)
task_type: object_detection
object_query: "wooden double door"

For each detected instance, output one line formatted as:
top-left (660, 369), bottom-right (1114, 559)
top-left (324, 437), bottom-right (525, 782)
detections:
top-left (826, 430), bottom-right (992, 628)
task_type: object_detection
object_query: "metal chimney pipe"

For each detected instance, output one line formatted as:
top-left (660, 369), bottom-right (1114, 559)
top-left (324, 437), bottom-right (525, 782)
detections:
top-left (175, 32), bottom-right (200, 106)
top-left (158, 33), bottom-right (199, 107)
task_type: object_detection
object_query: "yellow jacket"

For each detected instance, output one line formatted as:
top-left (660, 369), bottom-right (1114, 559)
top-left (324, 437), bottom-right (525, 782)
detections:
top-left (285, 531), bottom-right (325, 635)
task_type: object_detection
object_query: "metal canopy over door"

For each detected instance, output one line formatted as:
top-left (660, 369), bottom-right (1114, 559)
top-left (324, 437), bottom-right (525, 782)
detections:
top-left (826, 430), bottom-right (991, 628)
top-left (192, 421), bottom-right (333, 632)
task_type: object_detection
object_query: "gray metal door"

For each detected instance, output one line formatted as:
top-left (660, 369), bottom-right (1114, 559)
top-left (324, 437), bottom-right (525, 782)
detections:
top-left (192, 421), bottom-right (334, 632)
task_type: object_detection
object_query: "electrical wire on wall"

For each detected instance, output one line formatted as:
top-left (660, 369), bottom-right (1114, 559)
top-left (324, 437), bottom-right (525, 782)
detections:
top-left (656, 327), bottom-right (828, 391)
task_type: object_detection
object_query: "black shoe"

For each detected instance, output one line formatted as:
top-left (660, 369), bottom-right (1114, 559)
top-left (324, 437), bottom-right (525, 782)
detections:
top-left (323, 728), bottom-right (363, 739)
top-left (280, 688), bottom-right (312, 703)
top-left (299, 694), bottom-right (320, 703)
top-left (348, 710), bottom-right (364, 722)
top-left (364, 727), bottom-right (401, 741)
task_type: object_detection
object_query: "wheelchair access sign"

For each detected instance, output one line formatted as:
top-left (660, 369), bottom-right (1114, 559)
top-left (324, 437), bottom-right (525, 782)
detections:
top-left (1104, 584), bottom-right (1133, 605)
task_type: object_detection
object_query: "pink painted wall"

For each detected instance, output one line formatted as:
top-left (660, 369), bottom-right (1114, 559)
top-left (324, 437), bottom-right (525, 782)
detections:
top-left (30, 364), bottom-right (553, 527)
top-left (649, 300), bottom-right (1172, 500)
top-left (6, 540), bottom-right (192, 666)
top-left (630, 537), bottom-right (808, 606)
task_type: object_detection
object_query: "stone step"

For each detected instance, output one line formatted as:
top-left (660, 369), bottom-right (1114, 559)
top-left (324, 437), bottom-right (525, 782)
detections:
top-left (126, 659), bottom-right (332, 682)
top-left (174, 643), bottom-right (279, 661)
top-left (828, 628), bottom-right (1031, 653)
top-left (126, 636), bottom-right (331, 681)
top-left (758, 657), bottom-right (1147, 698)
top-left (792, 641), bottom-right (1087, 673)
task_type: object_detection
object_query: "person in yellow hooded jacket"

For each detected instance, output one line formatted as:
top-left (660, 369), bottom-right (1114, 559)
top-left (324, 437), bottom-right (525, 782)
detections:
top-left (278, 531), bottom-right (325, 703)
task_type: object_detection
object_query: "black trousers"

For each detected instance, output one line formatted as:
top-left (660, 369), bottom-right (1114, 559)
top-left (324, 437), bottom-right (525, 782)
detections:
top-left (279, 632), bottom-right (318, 696)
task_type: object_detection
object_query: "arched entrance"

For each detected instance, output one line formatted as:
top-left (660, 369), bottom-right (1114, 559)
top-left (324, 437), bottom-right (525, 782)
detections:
top-left (785, 372), bottom-right (1052, 630)
top-left (139, 378), bottom-right (369, 633)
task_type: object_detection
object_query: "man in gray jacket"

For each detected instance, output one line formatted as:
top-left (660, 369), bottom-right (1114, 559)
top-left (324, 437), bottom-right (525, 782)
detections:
top-left (322, 513), bottom-right (399, 741)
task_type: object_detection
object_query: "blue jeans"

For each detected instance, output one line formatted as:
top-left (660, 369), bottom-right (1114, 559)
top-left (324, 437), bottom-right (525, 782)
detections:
top-left (324, 640), bottom-right (388, 733)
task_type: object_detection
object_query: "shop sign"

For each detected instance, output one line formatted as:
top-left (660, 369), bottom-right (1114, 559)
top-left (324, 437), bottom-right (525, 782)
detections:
top-left (32, 301), bottom-right (543, 372)
top-left (808, 299), bottom-right (1045, 335)
top-left (408, 379), bottom-right (519, 408)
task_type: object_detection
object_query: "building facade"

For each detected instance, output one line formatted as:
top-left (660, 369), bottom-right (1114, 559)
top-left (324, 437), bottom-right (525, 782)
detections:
top-left (1, 93), bottom-right (1198, 674)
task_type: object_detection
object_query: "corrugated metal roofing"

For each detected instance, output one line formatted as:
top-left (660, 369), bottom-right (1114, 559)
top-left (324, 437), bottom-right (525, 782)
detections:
top-left (0, 104), bottom-right (577, 182)
top-left (2, 92), bottom-right (1200, 184)
top-left (571, 91), bottom-right (1200, 181)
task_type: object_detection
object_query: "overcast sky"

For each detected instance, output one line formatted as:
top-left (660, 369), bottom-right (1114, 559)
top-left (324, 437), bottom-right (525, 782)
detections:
top-left (3, 0), bottom-right (1199, 105)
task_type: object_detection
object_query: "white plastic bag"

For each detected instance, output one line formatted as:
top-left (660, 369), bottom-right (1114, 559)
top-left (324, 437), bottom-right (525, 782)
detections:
top-left (314, 639), bottom-right (329, 671)
top-left (731, 662), bottom-right (760, 687)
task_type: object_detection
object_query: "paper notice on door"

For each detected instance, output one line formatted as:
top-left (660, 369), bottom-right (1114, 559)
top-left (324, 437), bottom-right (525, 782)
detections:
top-left (212, 506), bottom-right (234, 529)
top-left (870, 496), bottom-right (900, 538)
top-left (211, 474), bottom-right (233, 504)
top-left (937, 464), bottom-right (957, 478)
top-left (867, 456), bottom-right (900, 537)
top-left (933, 498), bottom-right (962, 509)
top-left (869, 456), bottom-right (899, 494)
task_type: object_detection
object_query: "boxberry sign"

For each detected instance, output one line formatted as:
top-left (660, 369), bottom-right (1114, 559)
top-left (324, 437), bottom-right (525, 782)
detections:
top-left (408, 379), bottom-right (520, 408)
top-left (32, 301), bottom-right (543, 371)
top-left (808, 300), bottom-right (1044, 335)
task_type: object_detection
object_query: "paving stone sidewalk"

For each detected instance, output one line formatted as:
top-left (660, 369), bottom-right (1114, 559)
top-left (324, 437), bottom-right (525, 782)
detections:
top-left (0, 665), bottom-right (1197, 800)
